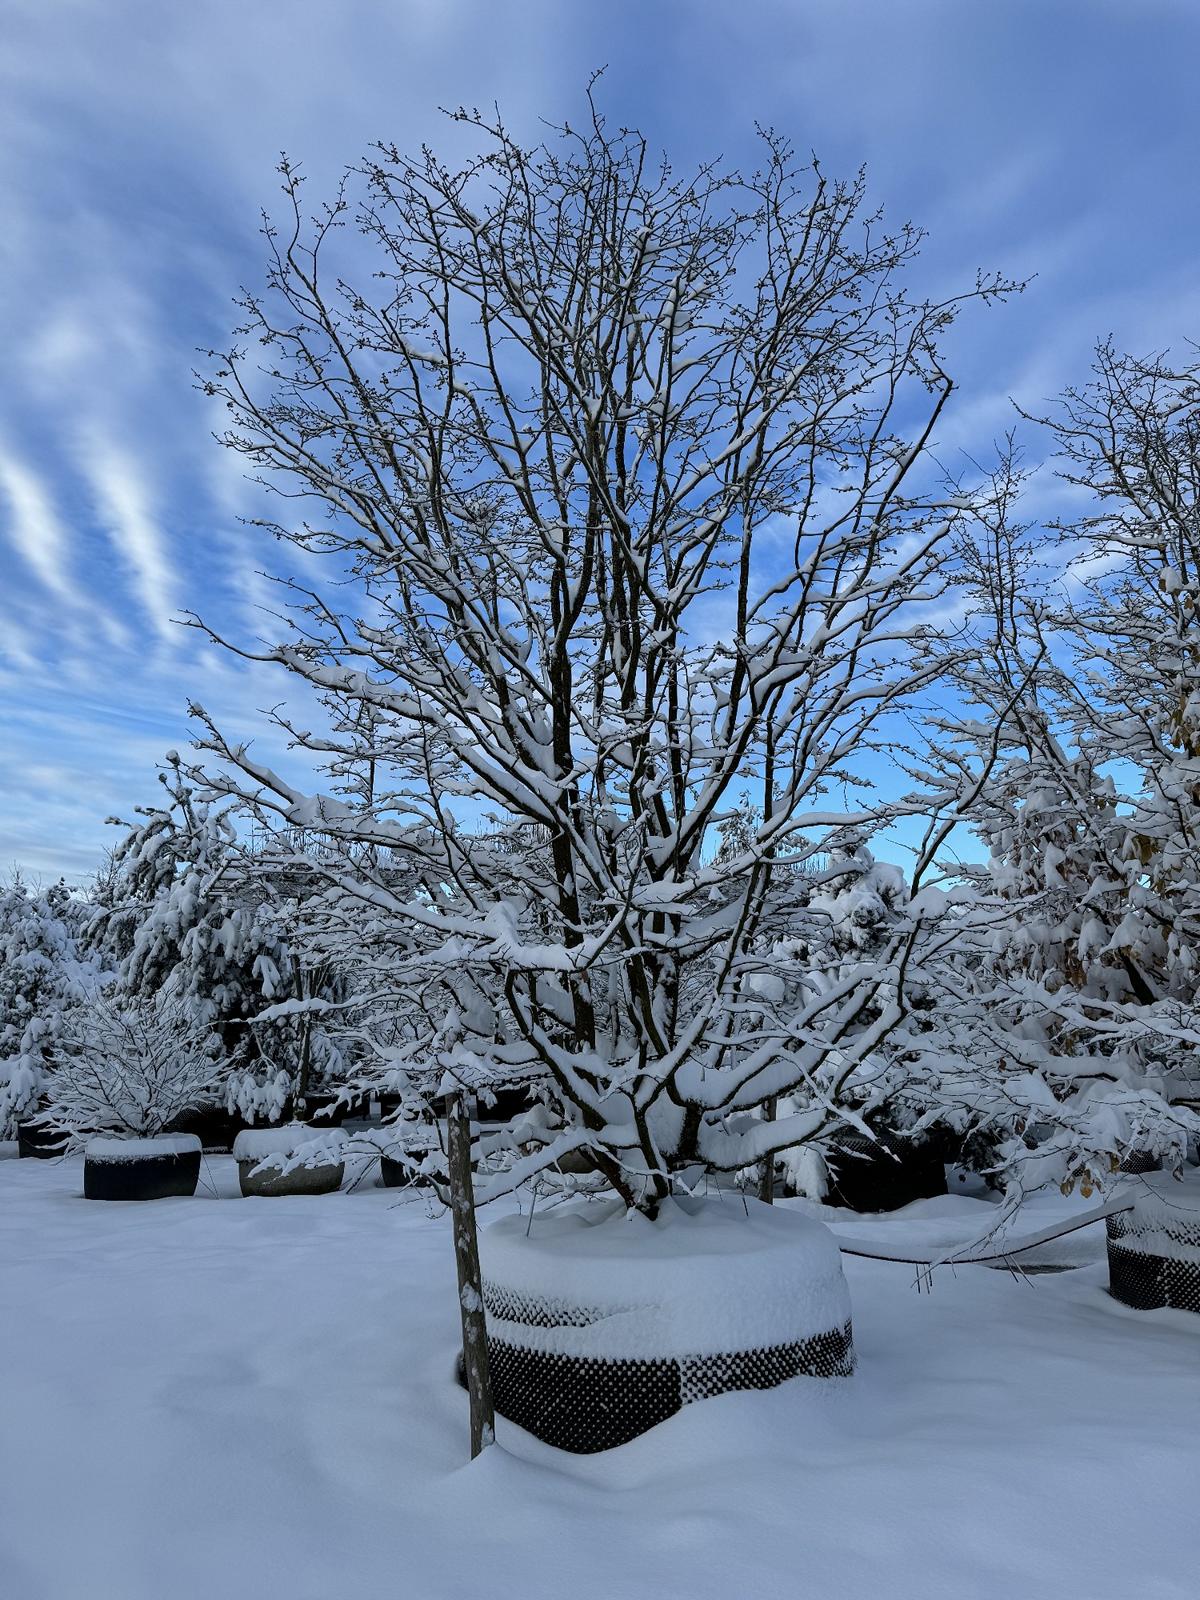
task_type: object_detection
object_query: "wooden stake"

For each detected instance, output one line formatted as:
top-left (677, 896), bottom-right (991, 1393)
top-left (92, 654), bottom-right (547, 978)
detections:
top-left (447, 1089), bottom-right (495, 1458)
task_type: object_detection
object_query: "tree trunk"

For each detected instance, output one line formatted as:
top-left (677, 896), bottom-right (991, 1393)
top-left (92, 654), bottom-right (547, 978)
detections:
top-left (294, 968), bottom-right (312, 1115)
top-left (759, 1096), bottom-right (777, 1203)
top-left (447, 1089), bottom-right (495, 1458)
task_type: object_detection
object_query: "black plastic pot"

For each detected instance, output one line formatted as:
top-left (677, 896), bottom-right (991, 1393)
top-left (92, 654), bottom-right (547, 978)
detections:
top-left (237, 1155), bottom-right (344, 1197)
top-left (379, 1152), bottom-right (431, 1189)
top-left (430, 1085), bottom-right (533, 1122)
top-left (167, 1105), bottom-right (249, 1152)
top-left (824, 1130), bottom-right (947, 1213)
top-left (295, 1092), bottom-right (348, 1127)
top-left (17, 1121), bottom-right (68, 1160)
top-left (83, 1143), bottom-right (202, 1201)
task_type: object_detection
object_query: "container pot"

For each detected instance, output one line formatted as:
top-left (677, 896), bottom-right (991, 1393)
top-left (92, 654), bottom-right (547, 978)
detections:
top-left (431, 1085), bottom-right (533, 1123)
top-left (83, 1135), bottom-right (202, 1201)
top-left (824, 1130), bottom-right (947, 1213)
top-left (478, 1196), bottom-right (854, 1453)
top-left (1107, 1170), bottom-right (1200, 1314)
top-left (17, 1120), bottom-right (69, 1160)
top-left (167, 1105), bottom-right (249, 1152)
top-left (233, 1124), bottom-right (346, 1197)
top-left (377, 1117), bottom-right (437, 1188)
top-left (293, 1091), bottom-right (349, 1127)
top-left (379, 1148), bottom-right (433, 1189)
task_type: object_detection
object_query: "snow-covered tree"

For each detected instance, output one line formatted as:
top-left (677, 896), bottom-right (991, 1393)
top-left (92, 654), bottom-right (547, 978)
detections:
top-left (0, 875), bottom-right (111, 1136)
top-left (42, 993), bottom-right (222, 1142)
top-left (190, 100), bottom-right (1017, 1215)
top-left (931, 345), bottom-right (1200, 1192)
top-left (91, 757), bottom-right (345, 1123)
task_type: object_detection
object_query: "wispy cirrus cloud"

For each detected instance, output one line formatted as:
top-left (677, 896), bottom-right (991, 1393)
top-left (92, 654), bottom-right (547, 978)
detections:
top-left (0, 445), bottom-right (81, 608)
top-left (1, 0), bottom-right (1198, 879)
top-left (76, 433), bottom-right (179, 643)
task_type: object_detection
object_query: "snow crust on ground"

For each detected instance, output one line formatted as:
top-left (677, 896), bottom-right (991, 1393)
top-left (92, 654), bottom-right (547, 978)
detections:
top-left (1, 1154), bottom-right (1197, 1600)
top-left (481, 1195), bottom-right (850, 1356)
top-left (85, 1134), bottom-right (202, 1160)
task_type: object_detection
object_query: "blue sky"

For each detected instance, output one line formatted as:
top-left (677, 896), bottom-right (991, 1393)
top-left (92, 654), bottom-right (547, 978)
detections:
top-left (2, 0), bottom-right (1198, 882)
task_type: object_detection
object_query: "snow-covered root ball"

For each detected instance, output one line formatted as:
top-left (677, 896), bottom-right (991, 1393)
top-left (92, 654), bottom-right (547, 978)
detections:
top-left (83, 1135), bottom-right (202, 1201)
top-left (478, 1196), bottom-right (854, 1453)
top-left (232, 1125), bottom-right (347, 1197)
top-left (1107, 1170), bottom-right (1200, 1315)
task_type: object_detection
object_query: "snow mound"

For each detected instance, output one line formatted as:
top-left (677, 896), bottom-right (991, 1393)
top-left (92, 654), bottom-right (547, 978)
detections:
top-left (85, 1134), bottom-right (202, 1160)
top-left (480, 1195), bottom-right (851, 1360)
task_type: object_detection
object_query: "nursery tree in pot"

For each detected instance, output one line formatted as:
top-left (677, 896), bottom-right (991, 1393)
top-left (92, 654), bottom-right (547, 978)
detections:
top-left (189, 93), bottom-right (1020, 1446)
top-left (41, 995), bottom-right (221, 1200)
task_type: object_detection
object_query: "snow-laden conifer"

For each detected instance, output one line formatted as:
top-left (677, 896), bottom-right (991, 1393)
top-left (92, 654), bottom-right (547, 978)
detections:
top-left (930, 348), bottom-right (1200, 1192)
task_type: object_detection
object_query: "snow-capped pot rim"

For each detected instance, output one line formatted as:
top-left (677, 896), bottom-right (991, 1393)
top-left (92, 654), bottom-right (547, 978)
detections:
top-left (1109, 1168), bottom-right (1200, 1263)
top-left (232, 1123), bottom-right (348, 1161)
top-left (479, 1195), bottom-right (852, 1361)
top-left (85, 1134), bottom-right (203, 1160)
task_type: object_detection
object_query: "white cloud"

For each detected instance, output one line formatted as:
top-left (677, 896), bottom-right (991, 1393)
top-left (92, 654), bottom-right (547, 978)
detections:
top-left (78, 435), bottom-right (179, 641)
top-left (0, 446), bottom-right (80, 606)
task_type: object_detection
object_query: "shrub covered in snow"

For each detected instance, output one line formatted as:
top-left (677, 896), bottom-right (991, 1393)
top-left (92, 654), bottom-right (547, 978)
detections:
top-left (41, 994), bottom-right (223, 1143)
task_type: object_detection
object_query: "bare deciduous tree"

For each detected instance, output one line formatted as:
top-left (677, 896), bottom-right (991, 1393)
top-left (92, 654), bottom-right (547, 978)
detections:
top-left (190, 97), bottom-right (1015, 1215)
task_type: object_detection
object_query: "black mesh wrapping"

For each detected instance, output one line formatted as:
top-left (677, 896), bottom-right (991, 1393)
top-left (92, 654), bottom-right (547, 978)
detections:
top-left (1106, 1191), bottom-right (1200, 1315)
top-left (481, 1279), bottom-right (854, 1452)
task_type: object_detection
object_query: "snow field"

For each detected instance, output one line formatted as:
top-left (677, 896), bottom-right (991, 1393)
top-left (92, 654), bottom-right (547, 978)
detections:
top-left (1, 1154), bottom-right (1197, 1600)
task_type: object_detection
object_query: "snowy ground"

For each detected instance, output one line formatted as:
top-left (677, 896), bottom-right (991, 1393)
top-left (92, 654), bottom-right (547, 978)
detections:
top-left (1, 1150), bottom-right (1196, 1600)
